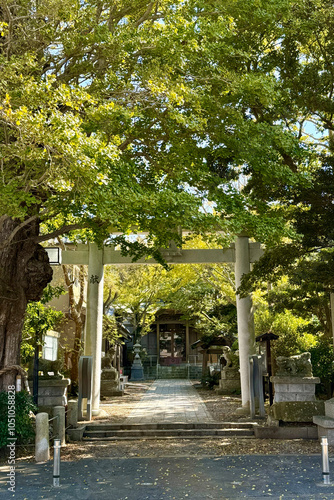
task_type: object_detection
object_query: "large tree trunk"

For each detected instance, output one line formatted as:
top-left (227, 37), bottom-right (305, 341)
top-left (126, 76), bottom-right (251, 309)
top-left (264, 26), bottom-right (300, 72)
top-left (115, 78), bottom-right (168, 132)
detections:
top-left (0, 217), bottom-right (53, 391)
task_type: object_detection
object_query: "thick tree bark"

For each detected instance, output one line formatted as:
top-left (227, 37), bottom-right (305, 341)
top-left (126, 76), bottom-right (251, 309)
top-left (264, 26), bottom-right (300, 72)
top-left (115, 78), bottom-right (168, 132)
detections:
top-left (0, 217), bottom-right (53, 391)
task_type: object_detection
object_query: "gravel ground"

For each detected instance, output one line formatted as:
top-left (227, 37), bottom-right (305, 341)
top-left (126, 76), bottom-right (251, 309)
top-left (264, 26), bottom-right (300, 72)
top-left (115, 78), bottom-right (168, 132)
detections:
top-left (12, 381), bottom-right (329, 463)
top-left (94, 381), bottom-right (154, 422)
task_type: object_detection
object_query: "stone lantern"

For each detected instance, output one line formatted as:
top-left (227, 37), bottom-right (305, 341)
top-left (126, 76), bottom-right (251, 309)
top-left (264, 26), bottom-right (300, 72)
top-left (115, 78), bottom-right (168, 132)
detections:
top-left (131, 342), bottom-right (144, 380)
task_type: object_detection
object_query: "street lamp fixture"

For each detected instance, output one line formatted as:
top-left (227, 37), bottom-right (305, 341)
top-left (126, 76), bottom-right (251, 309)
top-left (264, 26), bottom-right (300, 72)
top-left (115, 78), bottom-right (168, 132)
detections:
top-left (45, 247), bottom-right (62, 265)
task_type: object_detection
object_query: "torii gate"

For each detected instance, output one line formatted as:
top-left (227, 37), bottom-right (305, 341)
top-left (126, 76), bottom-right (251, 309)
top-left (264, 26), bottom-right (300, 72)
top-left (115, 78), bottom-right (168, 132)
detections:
top-left (62, 234), bottom-right (263, 415)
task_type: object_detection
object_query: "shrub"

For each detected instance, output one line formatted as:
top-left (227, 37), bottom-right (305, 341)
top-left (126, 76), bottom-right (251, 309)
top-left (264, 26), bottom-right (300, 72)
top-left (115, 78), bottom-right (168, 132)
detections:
top-left (201, 371), bottom-right (220, 389)
top-left (0, 391), bottom-right (36, 449)
top-left (255, 309), bottom-right (316, 358)
top-left (309, 335), bottom-right (334, 381)
top-left (255, 309), bottom-right (334, 386)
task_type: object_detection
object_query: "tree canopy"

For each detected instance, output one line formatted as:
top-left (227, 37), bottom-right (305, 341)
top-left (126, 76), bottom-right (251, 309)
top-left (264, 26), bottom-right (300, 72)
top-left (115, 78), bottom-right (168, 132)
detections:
top-left (0, 0), bottom-right (227, 254)
top-left (2, 0), bottom-right (334, 386)
top-left (3, 0), bottom-right (334, 262)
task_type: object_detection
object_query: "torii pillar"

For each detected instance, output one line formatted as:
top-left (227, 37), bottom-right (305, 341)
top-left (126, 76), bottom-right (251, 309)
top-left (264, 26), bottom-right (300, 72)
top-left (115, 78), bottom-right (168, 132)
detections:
top-left (84, 242), bottom-right (104, 415)
top-left (235, 234), bottom-right (255, 410)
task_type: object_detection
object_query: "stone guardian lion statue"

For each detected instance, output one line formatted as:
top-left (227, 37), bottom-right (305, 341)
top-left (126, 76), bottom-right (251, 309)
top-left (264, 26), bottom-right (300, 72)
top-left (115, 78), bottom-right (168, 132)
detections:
top-left (275, 352), bottom-right (313, 377)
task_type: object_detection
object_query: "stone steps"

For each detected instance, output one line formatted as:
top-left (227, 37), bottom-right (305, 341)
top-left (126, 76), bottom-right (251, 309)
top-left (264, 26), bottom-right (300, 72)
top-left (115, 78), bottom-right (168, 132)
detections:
top-left (85, 422), bottom-right (254, 430)
top-left (82, 422), bottom-right (255, 440)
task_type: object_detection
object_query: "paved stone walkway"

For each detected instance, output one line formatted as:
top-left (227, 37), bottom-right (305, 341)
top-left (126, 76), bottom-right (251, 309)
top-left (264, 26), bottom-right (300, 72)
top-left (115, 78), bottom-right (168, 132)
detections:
top-left (125, 379), bottom-right (215, 423)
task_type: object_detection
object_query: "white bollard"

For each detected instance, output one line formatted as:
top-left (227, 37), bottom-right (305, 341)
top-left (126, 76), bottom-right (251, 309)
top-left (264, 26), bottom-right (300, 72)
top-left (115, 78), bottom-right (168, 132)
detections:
top-left (321, 436), bottom-right (330, 484)
top-left (35, 413), bottom-right (50, 463)
top-left (53, 439), bottom-right (61, 487)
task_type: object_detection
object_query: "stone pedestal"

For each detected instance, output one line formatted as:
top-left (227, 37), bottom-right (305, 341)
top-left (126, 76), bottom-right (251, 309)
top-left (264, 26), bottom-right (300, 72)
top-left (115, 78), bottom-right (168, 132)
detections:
top-left (216, 367), bottom-right (241, 395)
top-left (270, 375), bottom-right (322, 422)
top-left (313, 398), bottom-right (334, 444)
top-left (271, 376), bottom-right (320, 402)
top-left (29, 378), bottom-right (70, 411)
top-left (270, 400), bottom-right (324, 422)
top-left (131, 356), bottom-right (144, 380)
top-left (100, 374), bottom-right (123, 397)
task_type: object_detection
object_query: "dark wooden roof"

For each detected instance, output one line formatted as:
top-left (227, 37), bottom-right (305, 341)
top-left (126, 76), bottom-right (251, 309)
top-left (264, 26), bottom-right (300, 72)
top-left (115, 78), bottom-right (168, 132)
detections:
top-left (255, 331), bottom-right (279, 342)
top-left (191, 336), bottom-right (229, 350)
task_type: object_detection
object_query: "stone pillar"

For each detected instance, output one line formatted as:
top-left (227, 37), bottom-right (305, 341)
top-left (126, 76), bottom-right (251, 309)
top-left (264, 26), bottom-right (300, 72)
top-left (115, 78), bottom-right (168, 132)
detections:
top-left (67, 400), bottom-right (78, 428)
top-left (53, 406), bottom-right (66, 447)
top-left (84, 242), bottom-right (104, 415)
top-left (235, 235), bottom-right (255, 409)
top-left (35, 413), bottom-right (49, 463)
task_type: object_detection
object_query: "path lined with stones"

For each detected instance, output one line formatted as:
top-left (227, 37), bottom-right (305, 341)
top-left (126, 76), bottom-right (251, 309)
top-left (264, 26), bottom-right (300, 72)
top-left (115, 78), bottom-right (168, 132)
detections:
top-left (125, 379), bottom-right (215, 424)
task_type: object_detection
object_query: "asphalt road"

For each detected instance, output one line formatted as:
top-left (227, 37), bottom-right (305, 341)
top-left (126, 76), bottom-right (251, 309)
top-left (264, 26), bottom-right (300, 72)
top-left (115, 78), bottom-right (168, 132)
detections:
top-left (1, 455), bottom-right (334, 500)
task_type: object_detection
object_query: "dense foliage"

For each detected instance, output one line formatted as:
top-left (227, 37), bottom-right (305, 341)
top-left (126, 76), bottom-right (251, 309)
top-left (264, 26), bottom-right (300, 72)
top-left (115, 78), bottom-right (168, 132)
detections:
top-left (0, 0), bottom-right (227, 252)
top-left (0, 391), bottom-right (36, 449)
top-left (254, 292), bottom-right (334, 388)
top-left (4, 0), bottom-right (333, 251)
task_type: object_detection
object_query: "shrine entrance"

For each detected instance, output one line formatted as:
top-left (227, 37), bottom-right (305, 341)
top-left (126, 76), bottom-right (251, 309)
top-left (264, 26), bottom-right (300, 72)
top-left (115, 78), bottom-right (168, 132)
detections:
top-left (140, 310), bottom-right (203, 369)
top-left (159, 325), bottom-right (186, 365)
top-left (61, 234), bottom-right (263, 414)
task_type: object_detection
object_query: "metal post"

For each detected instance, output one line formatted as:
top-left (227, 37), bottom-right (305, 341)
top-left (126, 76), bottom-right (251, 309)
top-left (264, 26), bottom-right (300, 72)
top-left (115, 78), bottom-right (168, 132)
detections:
top-left (257, 356), bottom-right (265, 418)
top-left (321, 436), bottom-right (330, 484)
top-left (53, 439), bottom-right (61, 487)
top-left (330, 292), bottom-right (334, 351)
